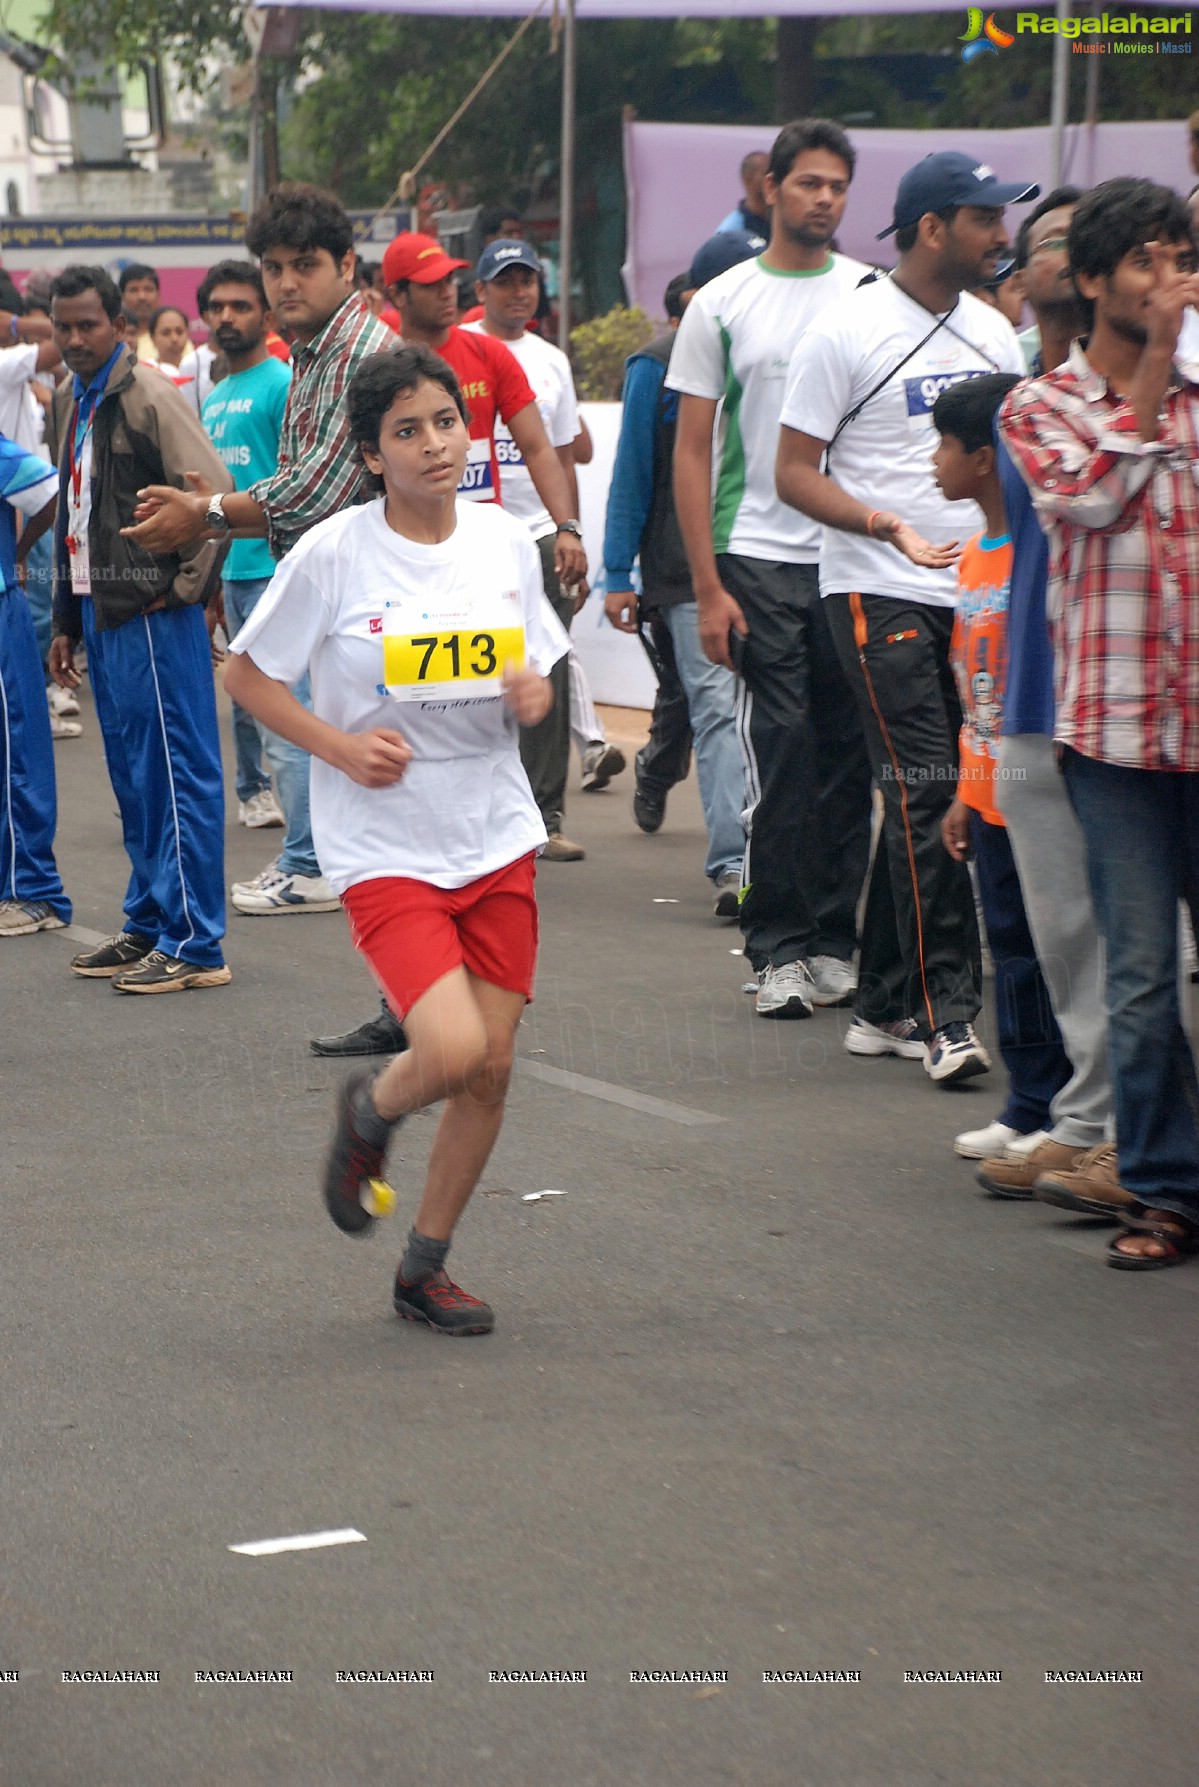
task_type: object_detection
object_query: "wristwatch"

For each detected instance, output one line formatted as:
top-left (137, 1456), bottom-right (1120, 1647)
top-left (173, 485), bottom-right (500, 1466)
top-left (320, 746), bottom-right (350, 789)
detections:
top-left (556, 520), bottom-right (583, 540)
top-left (206, 493), bottom-right (232, 536)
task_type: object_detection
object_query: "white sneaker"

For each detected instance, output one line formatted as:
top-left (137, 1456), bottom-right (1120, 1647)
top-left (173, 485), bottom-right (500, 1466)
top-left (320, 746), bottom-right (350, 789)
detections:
top-left (238, 789), bottom-right (285, 829)
top-left (954, 1119), bottom-right (1019, 1160)
top-left (807, 954), bottom-right (857, 1007)
top-left (1003, 1128), bottom-right (1051, 1160)
top-left (755, 960), bottom-right (814, 1019)
top-left (48, 684), bottom-right (80, 718)
top-left (580, 743), bottom-right (626, 792)
top-left (925, 1021), bottom-right (992, 1084)
top-left (49, 712), bottom-right (82, 740)
top-left (231, 863), bottom-right (340, 915)
top-left (843, 1016), bottom-right (927, 1061)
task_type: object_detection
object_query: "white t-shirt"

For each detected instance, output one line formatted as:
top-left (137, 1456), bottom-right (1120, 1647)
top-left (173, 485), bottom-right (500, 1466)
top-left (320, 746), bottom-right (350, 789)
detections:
top-left (780, 275), bottom-right (1024, 606)
top-left (462, 322), bottom-right (579, 539)
top-left (0, 342), bottom-right (45, 458)
top-left (230, 498), bottom-right (570, 894)
top-left (665, 252), bottom-right (869, 564)
top-left (67, 431), bottom-right (93, 595)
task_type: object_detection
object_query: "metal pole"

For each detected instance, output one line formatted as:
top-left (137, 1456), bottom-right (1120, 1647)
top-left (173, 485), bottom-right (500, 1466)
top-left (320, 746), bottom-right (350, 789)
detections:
top-left (557, 0), bottom-right (576, 354)
top-left (1049, 0), bottom-right (1071, 187)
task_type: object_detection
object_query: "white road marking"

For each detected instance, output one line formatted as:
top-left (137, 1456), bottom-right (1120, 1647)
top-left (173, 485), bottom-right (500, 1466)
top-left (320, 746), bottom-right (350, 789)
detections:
top-left (229, 1528), bottom-right (367, 1557)
top-left (517, 1058), bottom-right (724, 1127)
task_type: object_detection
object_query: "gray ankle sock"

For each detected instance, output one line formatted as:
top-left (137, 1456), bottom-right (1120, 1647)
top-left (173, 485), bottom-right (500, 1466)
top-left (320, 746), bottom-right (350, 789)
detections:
top-left (399, 1227), bottom-right (449, 1286)
top-left (350, 1077), bottom-right (394, 1148)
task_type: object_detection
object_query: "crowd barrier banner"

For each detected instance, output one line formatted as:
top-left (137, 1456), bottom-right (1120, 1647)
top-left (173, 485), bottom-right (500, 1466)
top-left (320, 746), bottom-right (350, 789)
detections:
top-left (572, 400), bottom-right (658, 711)
top-left (622, 118), bottom-right (1190, 320)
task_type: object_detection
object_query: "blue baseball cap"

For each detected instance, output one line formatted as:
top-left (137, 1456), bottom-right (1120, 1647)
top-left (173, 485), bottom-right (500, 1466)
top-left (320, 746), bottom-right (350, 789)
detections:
top-left (686, 229), bottom-right (764, 291)
top-left (476, 238), bottom-right (542, 283)
top-left (878, 152), bottom-right (1039, 240)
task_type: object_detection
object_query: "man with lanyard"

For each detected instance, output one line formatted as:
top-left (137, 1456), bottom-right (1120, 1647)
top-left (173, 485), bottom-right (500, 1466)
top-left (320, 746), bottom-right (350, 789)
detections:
top-left (670, 118), bottom-right (874, 1019)
top-left (198, 259), bottom-right (331, 913)
top-left (120, 185), bottom-right (407, 1055)
top-left (382, 230), bottom-right (588, 861)
top-left (47, 265), bottom-right (233, 993)
top-left (0, 432), bottom-right (68, 938)
top-left (776, 151), bottom-right (1031, 1082)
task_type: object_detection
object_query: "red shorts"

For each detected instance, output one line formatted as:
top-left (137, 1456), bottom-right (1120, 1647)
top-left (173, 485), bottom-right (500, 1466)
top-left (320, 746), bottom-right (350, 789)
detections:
top-left (341, 853), bottom-right (538, 1019)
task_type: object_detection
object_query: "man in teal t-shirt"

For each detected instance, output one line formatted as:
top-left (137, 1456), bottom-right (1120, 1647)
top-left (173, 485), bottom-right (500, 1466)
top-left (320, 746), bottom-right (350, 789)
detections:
top-left (200, 259), bottom-right (335, 913)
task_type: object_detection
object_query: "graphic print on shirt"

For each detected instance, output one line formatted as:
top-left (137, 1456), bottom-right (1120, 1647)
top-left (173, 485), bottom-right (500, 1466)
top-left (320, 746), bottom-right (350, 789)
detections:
top-left (952, 534), bottom-right (1012, 822)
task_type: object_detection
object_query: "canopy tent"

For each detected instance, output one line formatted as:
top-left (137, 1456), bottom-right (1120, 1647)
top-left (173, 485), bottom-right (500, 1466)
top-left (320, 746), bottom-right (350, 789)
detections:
top-left (260, 0), bottom-right (1078, 344)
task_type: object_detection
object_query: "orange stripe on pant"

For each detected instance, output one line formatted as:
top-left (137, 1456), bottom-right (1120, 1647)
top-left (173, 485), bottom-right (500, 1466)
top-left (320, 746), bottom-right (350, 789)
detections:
top-left (848, 591), bottom-right (937, 1038)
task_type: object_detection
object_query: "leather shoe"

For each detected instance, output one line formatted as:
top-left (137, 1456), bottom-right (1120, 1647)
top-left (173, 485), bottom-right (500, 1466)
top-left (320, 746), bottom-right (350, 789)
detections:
top-left (633, 786), bottom-right (666, 834)
top-left (310, 1009), bottom-right (409, 1058)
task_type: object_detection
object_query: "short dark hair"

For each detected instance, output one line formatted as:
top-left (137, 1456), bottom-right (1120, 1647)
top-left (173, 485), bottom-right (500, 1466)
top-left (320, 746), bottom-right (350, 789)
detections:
top-left (118, 262), bottom-right (158, 293)
top-left (740, 150), bottom-right (769, 179)
top-left (356, 258), bottom-right (378, 286)
top-left (245, 183), bottom-right (354, 264)
top-left (894, 205), bottom-right (958, 256)
top-left (932, 372), bottom-right (1023, 454)
top-left (50, 265), bottom-right (123, 321)
top-left (479, 204), bottom-right (522, 238)
top-left (663, 272), bottom-right (688, 321)
top-left (768, 119), bottom-right (855, 188)
top-left (347, 346), bottom-right (468, 485)
top-left (197, 258), bottom-right (267, 314)
top-left (1069, 177), bottom-right (1193, 330)
top-left (1012, 185), bottom-right (1083, 270)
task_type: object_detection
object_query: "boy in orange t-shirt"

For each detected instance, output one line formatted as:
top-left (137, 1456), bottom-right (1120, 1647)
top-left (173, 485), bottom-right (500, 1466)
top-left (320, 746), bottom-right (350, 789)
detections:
top-left (931, 374), bottom-right (1072, 1176)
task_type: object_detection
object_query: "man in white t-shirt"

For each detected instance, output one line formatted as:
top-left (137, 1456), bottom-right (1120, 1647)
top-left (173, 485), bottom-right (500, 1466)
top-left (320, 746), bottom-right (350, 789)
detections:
top-left (464, 240), bottom-right (625, 814)
top-left (777, 150), bottom-right (1033, 1084)
top-left (669, 118), bottom-right (874, 1020)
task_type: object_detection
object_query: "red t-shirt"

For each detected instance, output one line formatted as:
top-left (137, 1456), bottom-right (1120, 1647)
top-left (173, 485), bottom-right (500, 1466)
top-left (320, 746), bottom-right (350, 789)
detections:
top-left (435, 325), bottom-right (535, 503)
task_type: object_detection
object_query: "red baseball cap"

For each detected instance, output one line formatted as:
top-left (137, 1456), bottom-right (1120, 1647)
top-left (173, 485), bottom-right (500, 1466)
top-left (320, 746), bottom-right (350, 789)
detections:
top-left (382, 231), bottom-right (470, 287)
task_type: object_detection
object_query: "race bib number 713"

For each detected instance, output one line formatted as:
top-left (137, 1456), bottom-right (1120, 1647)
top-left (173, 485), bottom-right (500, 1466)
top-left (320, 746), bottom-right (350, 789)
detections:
top-left (382, 582), bottom-right (525, 702)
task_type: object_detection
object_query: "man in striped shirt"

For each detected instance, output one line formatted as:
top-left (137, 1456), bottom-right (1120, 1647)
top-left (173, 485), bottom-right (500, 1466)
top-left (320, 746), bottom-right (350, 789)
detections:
top-left (124, 183), bottom-right (411, 1049)
top-left (1000, 178), bottom-right (1199, 1271)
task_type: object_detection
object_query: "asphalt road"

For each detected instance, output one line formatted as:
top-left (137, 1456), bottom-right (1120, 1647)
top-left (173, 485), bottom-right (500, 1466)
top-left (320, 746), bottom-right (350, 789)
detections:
top-left (3, 679), bottom-right (1196, 1787)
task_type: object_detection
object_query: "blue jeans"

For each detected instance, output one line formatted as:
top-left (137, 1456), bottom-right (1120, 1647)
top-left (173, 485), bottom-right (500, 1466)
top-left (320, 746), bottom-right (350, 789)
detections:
top-left (222, 578), bottom-right (319, 879)
top-left (1062, 748), bottom-right (1199, 1220)
top-left (662, 601), bottom-right (744, 882)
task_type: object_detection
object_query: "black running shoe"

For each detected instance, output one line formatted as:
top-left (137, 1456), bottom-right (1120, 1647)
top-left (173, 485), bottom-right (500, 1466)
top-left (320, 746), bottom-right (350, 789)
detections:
top-left (393, 1269), bottom-right (495, 1336)
top-left (70, 929), bottom-right (154, 978)
top-left (310, 1007), bottom-right (409, 1058)
top-left (633, 785), bottom-right (666, 834)
top-left (322, 1070), bottom-right (399, 1235)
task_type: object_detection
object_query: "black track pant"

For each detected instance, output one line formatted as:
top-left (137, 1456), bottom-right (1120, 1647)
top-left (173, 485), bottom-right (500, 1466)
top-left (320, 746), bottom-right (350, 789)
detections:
top-left (720, 555), bottom-right (872, 972)
top-left (520, 534), bottom-right (574, 834)
top-left (824, 590), bottom-right (981, 1035)
top-left (635, 606), bottom-right (693, 798)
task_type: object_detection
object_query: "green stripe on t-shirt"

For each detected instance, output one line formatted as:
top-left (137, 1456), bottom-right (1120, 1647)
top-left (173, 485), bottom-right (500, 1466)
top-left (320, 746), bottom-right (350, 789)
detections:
top-left (712, 320), bottom-right (747, 556)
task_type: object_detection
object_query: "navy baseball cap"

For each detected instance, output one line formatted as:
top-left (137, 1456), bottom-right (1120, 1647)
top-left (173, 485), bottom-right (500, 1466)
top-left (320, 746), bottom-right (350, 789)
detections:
top-left (477, 238), bottom-right (542, 283)
top-left (878, 152), bottom-right (1039, 240)
top-left (686, 229), bottom-right (764, 291)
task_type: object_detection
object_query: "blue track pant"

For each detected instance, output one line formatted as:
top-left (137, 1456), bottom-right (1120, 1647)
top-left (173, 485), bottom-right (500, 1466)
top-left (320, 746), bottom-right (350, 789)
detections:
top-left (83, 600), bottom-right (226, 966)
top-left (0, 587), bottom-right (70, 917)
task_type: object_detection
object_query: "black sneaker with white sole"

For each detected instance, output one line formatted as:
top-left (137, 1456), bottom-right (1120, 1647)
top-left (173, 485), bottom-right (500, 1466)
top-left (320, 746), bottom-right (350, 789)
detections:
top-left (393, 1269), bottom-right (495, 1335)
top-left (70, 930), bottom-right (154, 977)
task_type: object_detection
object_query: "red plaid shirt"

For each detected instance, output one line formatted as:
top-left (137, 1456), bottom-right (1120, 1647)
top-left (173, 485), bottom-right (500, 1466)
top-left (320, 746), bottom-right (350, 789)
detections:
top-left (999, 341), bottom-right (1199, 771)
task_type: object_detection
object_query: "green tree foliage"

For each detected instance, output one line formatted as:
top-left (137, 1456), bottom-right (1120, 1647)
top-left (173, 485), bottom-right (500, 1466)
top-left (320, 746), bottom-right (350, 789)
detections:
top-left (569, 304), bottom-right (655, 400)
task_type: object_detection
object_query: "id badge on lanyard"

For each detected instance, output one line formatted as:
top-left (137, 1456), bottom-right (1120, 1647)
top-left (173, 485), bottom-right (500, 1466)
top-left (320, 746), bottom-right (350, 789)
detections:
top-left (382, 568), bottom-right (525, 703)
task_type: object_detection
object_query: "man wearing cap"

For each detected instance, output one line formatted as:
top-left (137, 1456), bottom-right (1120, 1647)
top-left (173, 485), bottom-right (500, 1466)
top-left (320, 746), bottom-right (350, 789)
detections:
top-left (383, 230), bottom-right (589, 861)
top-left (669, 119), bottom-right (874, 1021)
top-left (776, 150), bottom-right (1032, 1084)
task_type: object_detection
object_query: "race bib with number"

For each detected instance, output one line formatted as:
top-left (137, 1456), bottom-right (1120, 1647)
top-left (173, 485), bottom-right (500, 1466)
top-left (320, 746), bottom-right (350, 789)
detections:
top-left (382, 581), bottom-right (525, 701)
top-left (494, 429), bottom-right (525, 469)
top-left (903, 367), bottom-right (989, 416)
top-left (457, 437), bottom-right (497, 502)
